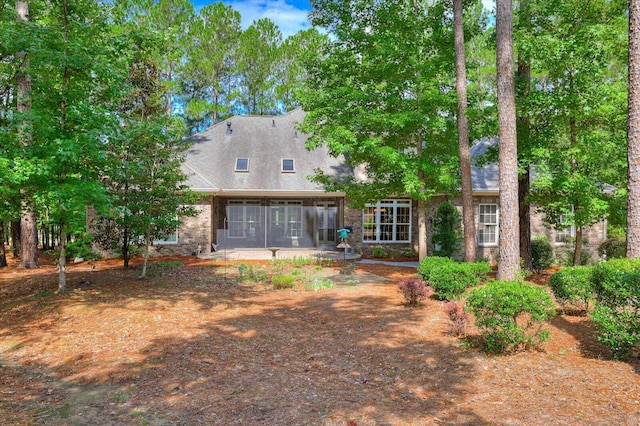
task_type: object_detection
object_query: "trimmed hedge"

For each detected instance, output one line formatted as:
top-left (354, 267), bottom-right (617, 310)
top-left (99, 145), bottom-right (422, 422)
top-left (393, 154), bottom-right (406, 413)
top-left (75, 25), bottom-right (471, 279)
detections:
top-left (590, 259), bottom-right (640, 358)
top-left (549, 266), bottom-right (594, 313)
top-left (467, 280), bottom-right (556, 353)
top-left (531, 237), bottom-right (554, 273)
top-left (417, 257), bottom-right (490, 300)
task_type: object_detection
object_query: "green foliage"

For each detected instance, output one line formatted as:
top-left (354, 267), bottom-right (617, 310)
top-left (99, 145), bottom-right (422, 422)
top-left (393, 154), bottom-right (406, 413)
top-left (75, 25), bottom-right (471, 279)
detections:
top-left (236, 264), bottom-right (267, 283)
top-left (416, 256), bottom-right (457, 282)
top-left (431, 202), bottom-right (462, 259)
top-left (467, 281), bottom-right (556, 353)
top-left (557, 245), bottom-right (593, 267)
top-left (304, 279), bottom-right (333, 292)
top-left (417, 258), bottom-right (491, 300)
top-left (271, 274), bottom-right (296, 289)
top-left (397, 277), bottom-right (432, 307)
top-left (65, 236), bottom-right (101, 261)
top-left (371, 247), bottom-right (387, 258)
top-left (549, 266), bottom-right (594, 313)
top-left (531, 237), bottom-right (554, 273)
top-left (590, 259), bottom-right (640, 358)
top-left (598, 237), bottom-right (626, 260)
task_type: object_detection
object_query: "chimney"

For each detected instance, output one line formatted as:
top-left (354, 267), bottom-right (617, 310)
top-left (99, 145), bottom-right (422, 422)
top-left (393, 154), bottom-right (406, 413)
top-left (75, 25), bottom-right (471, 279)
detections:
top-left (226, 122), bottom-right (232, 135)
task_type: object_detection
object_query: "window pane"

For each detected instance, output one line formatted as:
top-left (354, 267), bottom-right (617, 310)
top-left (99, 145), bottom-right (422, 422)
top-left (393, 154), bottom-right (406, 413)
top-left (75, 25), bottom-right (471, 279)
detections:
top-left (282, 159), bottom-right (294, 172)
top-left (235, 158), bottom-right (249, 171)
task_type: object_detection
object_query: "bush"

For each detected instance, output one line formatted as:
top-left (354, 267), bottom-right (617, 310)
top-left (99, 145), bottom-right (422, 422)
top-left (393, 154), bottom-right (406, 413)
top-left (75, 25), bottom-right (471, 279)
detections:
top-left (371, 246), bottom-right (387, 258)
top-left (419, 259), bottom-right (491, 300)
top-left (431, 201), bottom-right (462, 258)
top-left (590, 259), bottom-right (640, 358)
top-left (531, 237), bottom-right (553, 273)
top-left (271, 274), bottom-right (296, 289)
top-left (416, 256), bottom-right (456, 282)
top-left (398, 277), bottom-right (433, 307)
top-left (444, 301), bottom-right (471, 337)
top-left (549, 266), bottom-right (594, 313)
top-left (597, 237), bottom-right (626, 260)
top-left (65, 236), bottom-right (101, 261)
top-left (467, 281), bottom-right (556, 353)
top-left (557, 247), bottom-right (593, 267)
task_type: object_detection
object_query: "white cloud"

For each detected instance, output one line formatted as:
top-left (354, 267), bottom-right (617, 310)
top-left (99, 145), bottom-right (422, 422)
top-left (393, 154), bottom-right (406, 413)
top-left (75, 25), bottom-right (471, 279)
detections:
top-left (223, 0), bottom-right (311, 39)
top-left (482, 0), bottom-right (495, 14)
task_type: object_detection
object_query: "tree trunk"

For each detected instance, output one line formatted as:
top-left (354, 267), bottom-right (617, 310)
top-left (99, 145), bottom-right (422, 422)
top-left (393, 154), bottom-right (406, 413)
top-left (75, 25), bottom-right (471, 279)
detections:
top-left (516, 2), bottom-right (533, 271)
top-left (453, 0), bottom-right (476, 263)
top-left (628, 0), bottom-right (640, 257)
top-left (16, 1), bottom-right (38, 269)
top-left (140, 230), bottom-right (151, 278)
top-left (496, 0), bottom-right (520, 281)
top-left (11, 220), bottom-right (20, 257)
top-left (418, 199), bottom-right (428, 261)
top-left (58, 226), bottom-right (67, 293)
top-left (0, 223), bottom-right (7, 268)
top-left (122, 226), bottom-right (130, 268)
top-left (518, 168), bottom-right (532, 270)
top-left (573, 225), bottom-right (583, 266)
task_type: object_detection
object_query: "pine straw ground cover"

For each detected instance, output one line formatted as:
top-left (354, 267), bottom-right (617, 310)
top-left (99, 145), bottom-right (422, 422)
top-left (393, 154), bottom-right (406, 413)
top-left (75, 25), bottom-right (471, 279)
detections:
top-left (0, 254), bottom-right (638, 426)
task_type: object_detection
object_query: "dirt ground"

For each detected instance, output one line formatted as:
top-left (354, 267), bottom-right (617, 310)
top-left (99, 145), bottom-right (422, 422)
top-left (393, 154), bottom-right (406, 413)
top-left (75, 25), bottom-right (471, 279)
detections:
top-left (0, 254), bottom-right (639, 425)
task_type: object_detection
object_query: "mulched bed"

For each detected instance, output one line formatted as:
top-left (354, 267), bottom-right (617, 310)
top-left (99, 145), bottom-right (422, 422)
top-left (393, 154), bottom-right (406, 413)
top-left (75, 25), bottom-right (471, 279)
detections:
top-left (0, 254), bottom-right (638, 425)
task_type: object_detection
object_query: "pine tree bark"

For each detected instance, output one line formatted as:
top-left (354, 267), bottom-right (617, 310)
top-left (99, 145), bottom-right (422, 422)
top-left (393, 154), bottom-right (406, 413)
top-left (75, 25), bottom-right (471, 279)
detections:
top-left (628, 0), bottom-right (640, 257)
top-left (0, 223), bottom-right (7, 268)
top-left (16, 1), bottom-right (38, 269)
top-left (496, 0), bottom-right (520, 280)
top-left (11, 220), bottom-right (20, 257)
top-left (453, 0), bottom-right (476, 263)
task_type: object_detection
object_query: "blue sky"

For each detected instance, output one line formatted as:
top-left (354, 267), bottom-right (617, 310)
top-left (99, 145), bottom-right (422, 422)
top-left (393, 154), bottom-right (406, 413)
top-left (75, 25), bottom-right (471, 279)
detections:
top-left (190, 1), bottom-right (495, 39)
top-left (190, 1), bottom-right (312, 38)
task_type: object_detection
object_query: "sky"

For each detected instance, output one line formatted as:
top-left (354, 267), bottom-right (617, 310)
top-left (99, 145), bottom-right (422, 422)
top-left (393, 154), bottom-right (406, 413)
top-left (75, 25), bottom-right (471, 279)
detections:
top-left (190, 1), bottom-right (495, 39)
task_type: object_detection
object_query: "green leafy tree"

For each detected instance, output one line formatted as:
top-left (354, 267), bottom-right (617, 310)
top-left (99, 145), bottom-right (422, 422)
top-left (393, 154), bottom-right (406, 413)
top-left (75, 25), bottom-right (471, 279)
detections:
top-left (525, 0), bottom-right (627, 265)
top-left (432, 201), bottom-right (462, 258)
top-left (301, 0), bottom-right (471, 260)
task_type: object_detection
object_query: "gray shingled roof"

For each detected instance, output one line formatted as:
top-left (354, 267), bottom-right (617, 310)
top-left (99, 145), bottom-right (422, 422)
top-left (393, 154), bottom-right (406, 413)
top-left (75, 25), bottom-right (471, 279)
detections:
top-left (183, 109), bottom-right (499, 195)
top-left (183, 108), bottom-right (350, 195)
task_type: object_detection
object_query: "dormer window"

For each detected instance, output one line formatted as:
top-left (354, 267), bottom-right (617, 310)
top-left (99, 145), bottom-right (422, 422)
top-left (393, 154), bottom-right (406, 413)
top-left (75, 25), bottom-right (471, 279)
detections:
top-left (282, 158), bottom-right (295, 172)
top-left (235, 158), bottom-right (249, 172)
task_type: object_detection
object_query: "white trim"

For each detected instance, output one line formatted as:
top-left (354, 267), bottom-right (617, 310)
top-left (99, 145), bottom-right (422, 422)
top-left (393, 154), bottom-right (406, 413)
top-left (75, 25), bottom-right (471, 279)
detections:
top-left (361, 199), bottom-right (411, 243)
top-left (477, 203), bottom-right (499, 247)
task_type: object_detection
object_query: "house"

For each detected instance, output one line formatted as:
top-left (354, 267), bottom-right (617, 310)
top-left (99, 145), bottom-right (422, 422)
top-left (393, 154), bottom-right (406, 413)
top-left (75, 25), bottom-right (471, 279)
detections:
top-left (165, 108), bottom-right (607, 262)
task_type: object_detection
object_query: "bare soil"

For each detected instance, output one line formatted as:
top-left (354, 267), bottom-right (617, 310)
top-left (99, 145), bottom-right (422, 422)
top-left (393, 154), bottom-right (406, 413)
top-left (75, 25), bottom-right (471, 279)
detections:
top-left (0, 254), bottom-right (638, 425)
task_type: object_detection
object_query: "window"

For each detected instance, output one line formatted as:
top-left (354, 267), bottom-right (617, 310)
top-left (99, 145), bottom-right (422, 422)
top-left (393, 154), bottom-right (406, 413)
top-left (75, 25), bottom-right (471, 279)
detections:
top-left (282, 158), bottom-right (295, 172)
top-left (235, 158), bottom-right (249, 172)
top-left (478, 204), bottom-right (498, 246)
top-left (227, 200), bottom-right (261, 238)
top-left (555, 213), bottom-right (575, 244)
top-left (154, 229), bottom-right (178, 245)
top-left (362, 199), bottom-right (411, 243)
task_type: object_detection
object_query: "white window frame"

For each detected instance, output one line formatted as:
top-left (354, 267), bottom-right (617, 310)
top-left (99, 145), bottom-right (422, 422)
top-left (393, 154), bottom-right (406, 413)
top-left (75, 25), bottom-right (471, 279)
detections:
top-left (227, 200), bottom-right (261, 239)
top-left (555, 213), bottom-right (575, 244)
top-left (362, 199), bottom-right (411, 243)
top-left (154, 227), bottom-right (178, 245)
top-left (235, 158), bottom-right (249, 172)
top-left (477, 204), bottom-right (498, 246)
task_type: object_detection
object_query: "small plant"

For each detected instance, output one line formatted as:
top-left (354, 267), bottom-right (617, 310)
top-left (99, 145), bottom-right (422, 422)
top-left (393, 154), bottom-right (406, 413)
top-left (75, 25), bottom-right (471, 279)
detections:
top-left (305, 279), bottom-right (334, 291)
top-left (419, 259), bottom-right (491, 300)
top-left (37, 289), bottom-right (55, 298)
top-left (416, 256), bottom-right (455, 282)
top-left (236, 264), bottom-right (268, 283)
top-left (271, 274), bottom-right (296, 289)
top-left (371, 246), bottom-right (387, 258)
top-left (291, 269), bottom-right (302, 276)
top-left (444, 301), bottom-right (471, 337)
top-left (531, 237), bottom-right (553, 273)
top-left (152, 260), bottom-right (183, 269)
top-left (590, 258), bottom-right (640, 358)
top-left (467, 280), bottom-right (556, 353)
top-left (431, 201), bottom-right (462, 258)
top-left (597, 237), bottom-right (626, 260)
top-left (398, 277), bottom-right (432, 307)
top-left (550, 266), bottom-right (594, 313)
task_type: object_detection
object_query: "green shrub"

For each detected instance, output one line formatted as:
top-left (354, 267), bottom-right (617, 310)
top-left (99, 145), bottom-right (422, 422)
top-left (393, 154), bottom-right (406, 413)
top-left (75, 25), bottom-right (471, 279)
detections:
top-left (305, 279), bottom-right (333, 292)
top-left (271, 274), bottom-right (296, 289)
top-left (590, 259), bottom-right (640, 358)
top-left (416, 256), bottom-right (456, 282)
top-left (431, 201), bottom-right (462, 258)
top-left (397, 277), bottom-right (433, 307)
top-left (423, 260), bottom-right (491, 300)
top-left (65, 236), bottom-right (101, 261)
top-left (597, 237), bottom-right (626, 260)
top-left (531, 237), bottom-right (553, 273)
top-left (467, 281), bottom-right (556, 353)
top-left (549, 266), bottom-right (594, 313)
top-left (371, 246), bottom-right (387, 258)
